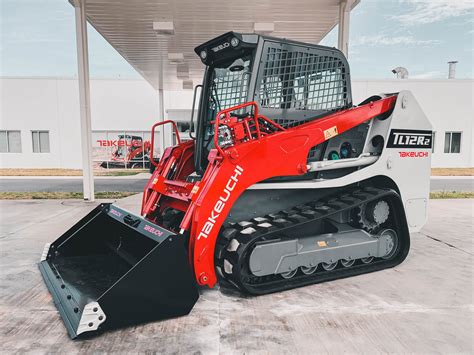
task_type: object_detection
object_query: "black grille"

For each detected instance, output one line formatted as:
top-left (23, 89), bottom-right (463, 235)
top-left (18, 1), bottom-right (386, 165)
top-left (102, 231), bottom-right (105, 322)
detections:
top-left (258, 46), bottom-right (350, 127)
top-left (212, 69), bottom-right (250, 110)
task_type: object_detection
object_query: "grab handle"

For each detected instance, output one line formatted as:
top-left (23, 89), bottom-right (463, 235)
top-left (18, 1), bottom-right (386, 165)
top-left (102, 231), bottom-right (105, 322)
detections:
top-left (123, 214), bottom-right (140, 228)
top-left (150, 120), bottom-right (182, 167)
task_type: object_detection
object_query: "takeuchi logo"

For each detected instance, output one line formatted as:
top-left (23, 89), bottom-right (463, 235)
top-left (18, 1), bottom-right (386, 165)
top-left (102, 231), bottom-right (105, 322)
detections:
top-left (144, 224), bottom-right (164, 237)
top-left (96, 139), bottom-right (144, 147)
top-left (198, 165), bottom-right (244, 240)
top-left (109, 209), bottom-right (122, 217)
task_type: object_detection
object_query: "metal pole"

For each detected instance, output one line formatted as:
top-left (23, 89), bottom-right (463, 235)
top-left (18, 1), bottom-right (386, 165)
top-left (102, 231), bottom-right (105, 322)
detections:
top-left (157, 88), bottom-right (166, 156)
top-left (337, 0), bottom-right (351, 58)
top-left (74, 0), bottom-right (94, 201)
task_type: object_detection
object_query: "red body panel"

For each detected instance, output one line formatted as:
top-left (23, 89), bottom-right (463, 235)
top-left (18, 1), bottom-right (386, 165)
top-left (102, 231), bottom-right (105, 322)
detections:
top-left (142, 96), bottom-right (397, 288)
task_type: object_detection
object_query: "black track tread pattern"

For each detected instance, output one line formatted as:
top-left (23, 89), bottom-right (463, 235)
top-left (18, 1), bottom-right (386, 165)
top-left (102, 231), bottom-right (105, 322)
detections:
top-left (215, 187), bottom-right (410, 295)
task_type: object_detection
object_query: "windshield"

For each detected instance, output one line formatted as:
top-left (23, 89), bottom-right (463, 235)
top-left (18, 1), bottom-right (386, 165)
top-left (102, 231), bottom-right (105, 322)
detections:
top-left (202, 54), bottom-right (253, 153)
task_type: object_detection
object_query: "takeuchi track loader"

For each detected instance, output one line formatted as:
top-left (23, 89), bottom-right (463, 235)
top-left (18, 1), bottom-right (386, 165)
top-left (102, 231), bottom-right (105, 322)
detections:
top-left (99, 134), bottom-right (151, 169)
top-left (39, 32), bottom-right (432, 338)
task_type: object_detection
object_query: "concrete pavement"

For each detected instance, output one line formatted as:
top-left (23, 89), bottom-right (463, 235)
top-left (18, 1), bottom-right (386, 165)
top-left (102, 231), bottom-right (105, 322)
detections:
top-left (0, 176), bottom-right (472, 192)
top-left (0, 196), bottom-right (472, 353)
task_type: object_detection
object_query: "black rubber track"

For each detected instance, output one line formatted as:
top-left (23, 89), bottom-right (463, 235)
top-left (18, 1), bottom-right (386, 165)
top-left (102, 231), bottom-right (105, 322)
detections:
top-left (215, 187), bottom-right (410, 295)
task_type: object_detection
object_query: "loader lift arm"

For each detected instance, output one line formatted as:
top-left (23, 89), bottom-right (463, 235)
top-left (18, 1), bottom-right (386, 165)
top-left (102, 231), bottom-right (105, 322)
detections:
top-left (142, 96), bottom-right (397, 287)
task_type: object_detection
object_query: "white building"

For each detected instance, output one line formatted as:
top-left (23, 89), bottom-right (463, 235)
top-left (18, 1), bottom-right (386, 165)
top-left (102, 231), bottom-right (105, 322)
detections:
top-left (352, 79), bottom-right (473, 168)
top-left (0, 76), bottom-right (472, 169)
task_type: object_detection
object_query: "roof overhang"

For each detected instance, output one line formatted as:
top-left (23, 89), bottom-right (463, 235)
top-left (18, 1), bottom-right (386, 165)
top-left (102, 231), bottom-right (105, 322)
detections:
top-left (70, 0), bottom-right (360, 90)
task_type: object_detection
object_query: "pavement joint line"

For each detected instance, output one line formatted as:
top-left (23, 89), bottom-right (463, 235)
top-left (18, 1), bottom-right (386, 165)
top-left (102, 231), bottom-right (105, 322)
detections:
top-left (420, 232), bottom-right (473, 256)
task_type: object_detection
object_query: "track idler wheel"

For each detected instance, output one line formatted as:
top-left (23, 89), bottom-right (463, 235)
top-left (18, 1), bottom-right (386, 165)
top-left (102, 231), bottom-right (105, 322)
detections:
top-left (380, 229), bottom-right (399, 259)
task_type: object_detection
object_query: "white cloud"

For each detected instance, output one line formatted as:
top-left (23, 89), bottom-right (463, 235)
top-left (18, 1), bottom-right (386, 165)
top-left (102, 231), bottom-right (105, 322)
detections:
top-left (410, 71), bottom-right (444, 79)
top-left (393, 0), bottom-right (474, 26)
top-left (352, 35), bottom-right (441, 47)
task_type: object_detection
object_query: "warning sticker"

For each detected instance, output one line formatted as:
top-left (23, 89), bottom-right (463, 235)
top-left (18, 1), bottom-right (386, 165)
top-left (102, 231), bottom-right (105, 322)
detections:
top-left (191, 185), bottom-right (200, 194)
top-left (317, 241), bottom-right (327, 247)
top-left (324, 126), bottom-right (338, 140)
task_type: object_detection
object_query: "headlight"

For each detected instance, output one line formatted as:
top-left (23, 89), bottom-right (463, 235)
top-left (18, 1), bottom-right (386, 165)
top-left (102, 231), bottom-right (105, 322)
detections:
top-left (200, 50), bottom-right (207, 60)
top-left (230, 37), bottom-right (239, 47)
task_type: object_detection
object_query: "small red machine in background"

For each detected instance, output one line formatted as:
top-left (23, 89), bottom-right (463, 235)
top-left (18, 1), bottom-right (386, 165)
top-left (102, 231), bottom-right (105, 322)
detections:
top-left (100, 134), bottom-right (151, 169)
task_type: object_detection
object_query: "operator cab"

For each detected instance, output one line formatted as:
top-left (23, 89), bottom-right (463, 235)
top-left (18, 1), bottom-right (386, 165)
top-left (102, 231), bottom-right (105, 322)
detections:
top-left (193, 32), bottom-right (352, 174)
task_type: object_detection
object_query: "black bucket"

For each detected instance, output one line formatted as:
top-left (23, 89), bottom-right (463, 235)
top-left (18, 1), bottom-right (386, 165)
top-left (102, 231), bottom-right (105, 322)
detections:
top-left (38, 203), bottom-right (199, 339)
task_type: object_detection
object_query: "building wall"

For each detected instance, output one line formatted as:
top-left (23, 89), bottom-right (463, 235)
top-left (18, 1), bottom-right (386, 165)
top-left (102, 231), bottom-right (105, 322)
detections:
top-left (1, 78), bottom-right (81, 168)
top-left (1, 77), bottom-right (169, 168)
top-left (352, 79), bottom-right (473, 168)
top-left (0, 77), bottom-right (472, 169)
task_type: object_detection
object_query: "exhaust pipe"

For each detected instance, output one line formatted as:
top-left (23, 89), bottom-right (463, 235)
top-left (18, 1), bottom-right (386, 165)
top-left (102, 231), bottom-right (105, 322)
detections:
top-left (447, 61), bottom-right (458, 79)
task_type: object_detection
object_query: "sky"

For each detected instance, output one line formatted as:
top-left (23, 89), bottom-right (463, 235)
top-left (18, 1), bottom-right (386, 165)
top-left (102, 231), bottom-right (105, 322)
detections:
top-left (0, 0), bottom-right (473, 80)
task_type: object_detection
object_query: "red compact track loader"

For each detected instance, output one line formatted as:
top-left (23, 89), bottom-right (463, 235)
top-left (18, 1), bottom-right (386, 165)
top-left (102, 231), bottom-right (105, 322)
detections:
top-left (100, 134), bottom-right (151, 169)
top-left (39, 32), bottom-right (432, 338)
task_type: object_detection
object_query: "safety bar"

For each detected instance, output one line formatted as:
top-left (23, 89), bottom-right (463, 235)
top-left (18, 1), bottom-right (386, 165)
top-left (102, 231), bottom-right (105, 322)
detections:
top-left (150, 120), bottom-right (182, 167)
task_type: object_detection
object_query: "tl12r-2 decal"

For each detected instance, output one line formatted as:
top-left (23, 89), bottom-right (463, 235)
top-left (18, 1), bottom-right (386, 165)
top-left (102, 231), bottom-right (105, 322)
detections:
top-left (387, 129), bottom-right (432, 149)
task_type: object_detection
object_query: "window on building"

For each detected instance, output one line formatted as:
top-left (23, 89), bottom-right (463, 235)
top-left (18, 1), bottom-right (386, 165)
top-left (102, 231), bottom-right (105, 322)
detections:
top-left (32, 131), bottom-right (50, 153)
top-left (0, 130), bottom-right (22, 153)
top-left (444, 132), bottom-right (461, 153)
top-left (432, 131), bottom-right (436, 153)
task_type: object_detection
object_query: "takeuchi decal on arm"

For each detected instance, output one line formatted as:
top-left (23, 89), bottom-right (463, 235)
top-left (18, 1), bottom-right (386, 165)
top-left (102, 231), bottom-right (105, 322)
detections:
top-left (197, 165), bottom-right (244, 240)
